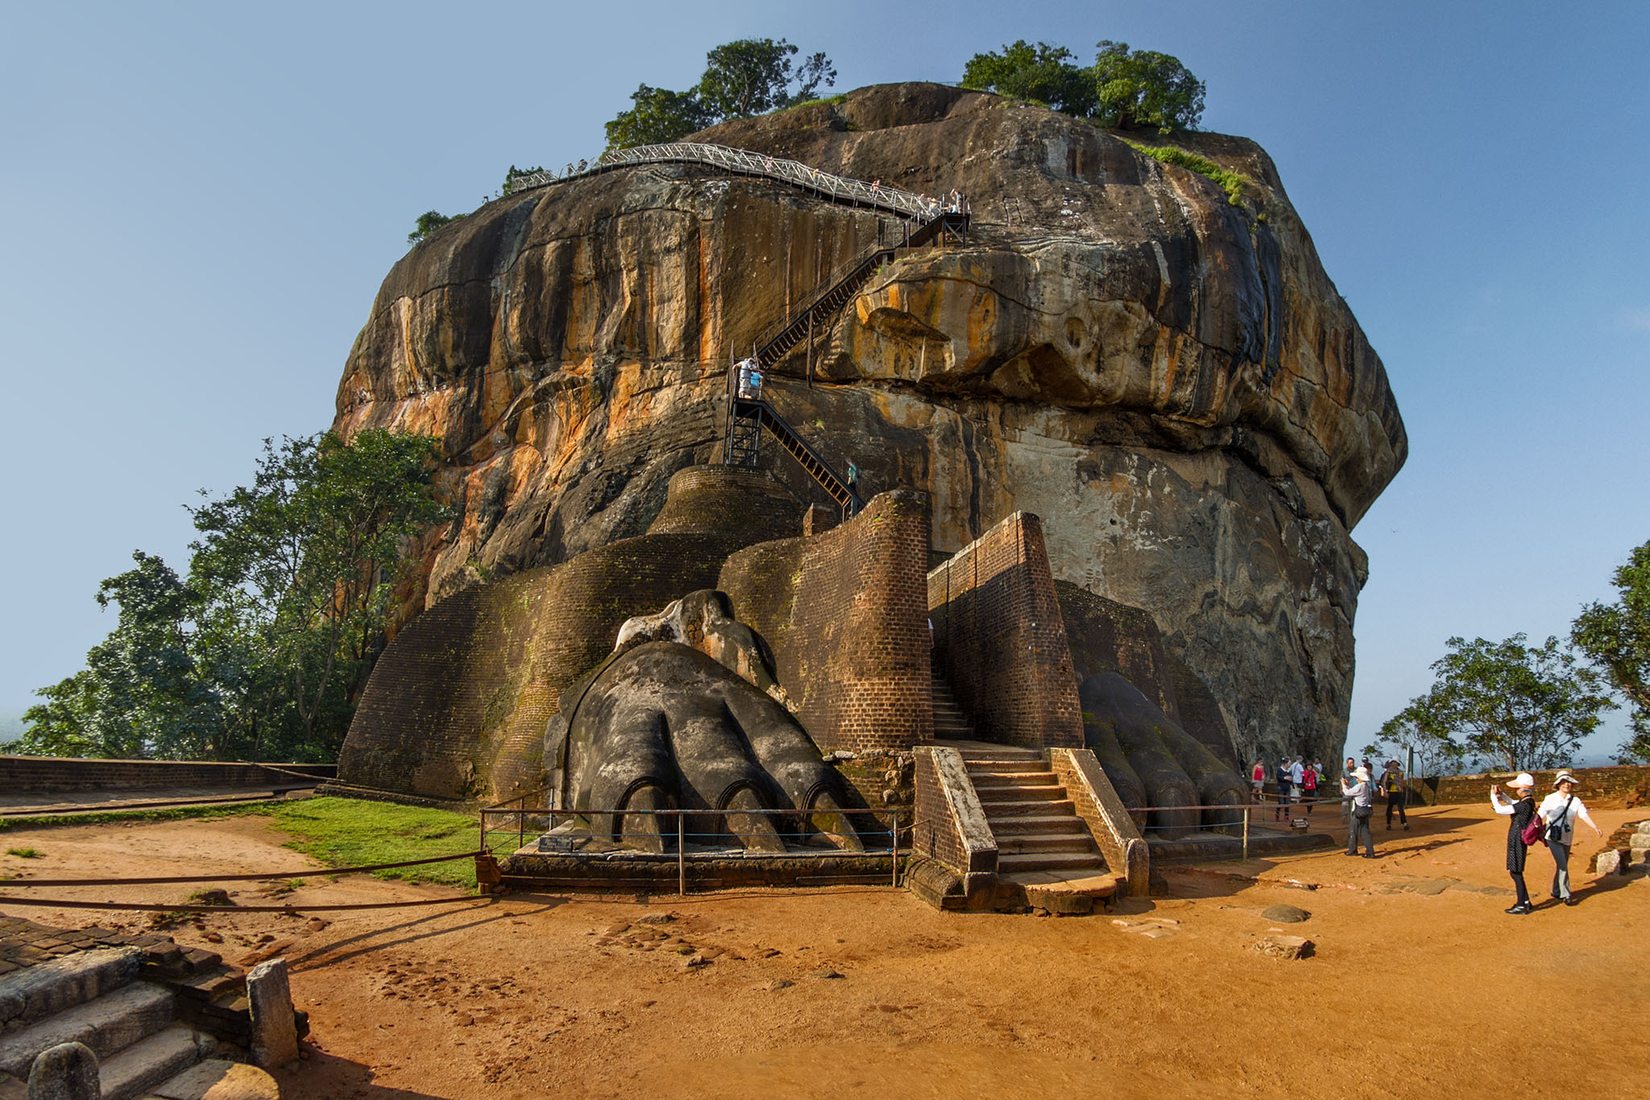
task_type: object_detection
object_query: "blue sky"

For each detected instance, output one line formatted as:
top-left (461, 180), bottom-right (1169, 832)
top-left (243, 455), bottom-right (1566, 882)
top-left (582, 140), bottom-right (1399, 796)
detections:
top-left (2, 1), bottom-right (1646, 761)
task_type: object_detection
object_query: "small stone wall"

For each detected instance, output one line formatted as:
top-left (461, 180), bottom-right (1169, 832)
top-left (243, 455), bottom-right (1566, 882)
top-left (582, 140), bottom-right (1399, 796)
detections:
top-left (1425, 765), bottom-right (1650, 806)
top-left (0, 757), bottom-right (333, 795)
top-left (927, 512), bottom-right (1082, 750)
top-left (719, 490), bottom-right (933, 754)
top-left (1049, 748), bottom-right (1149, 898)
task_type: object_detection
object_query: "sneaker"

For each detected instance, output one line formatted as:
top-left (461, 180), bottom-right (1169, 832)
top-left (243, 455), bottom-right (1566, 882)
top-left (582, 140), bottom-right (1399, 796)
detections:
top-left (1505, 903), bottom-right (1532, 915)
top-left (1564, 896), bottom-right (1577, 906)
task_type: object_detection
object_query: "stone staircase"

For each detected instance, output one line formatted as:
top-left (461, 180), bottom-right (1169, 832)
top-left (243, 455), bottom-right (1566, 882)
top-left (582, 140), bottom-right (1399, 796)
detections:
top-left (930, 670), bottom-right (974, 740)
top-left (0, 945), bottom-right (277, 1100)
top-left (956, 743), bottom-right (1123, 913)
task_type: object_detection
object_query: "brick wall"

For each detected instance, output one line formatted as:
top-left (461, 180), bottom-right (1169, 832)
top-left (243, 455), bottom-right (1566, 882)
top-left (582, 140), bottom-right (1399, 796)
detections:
top-left (0, 757), bottom-right (333, 794)
top-left (927, 513), bottom-right (1082, 750)
top-left (1426, 766), bottom-right (1650, 806)
top-left (911, 745), bottom-right (997, 887)
top-left (338, 465), bottom-right (806, 805)
top-left (720, 489), bottom-right (934, 754)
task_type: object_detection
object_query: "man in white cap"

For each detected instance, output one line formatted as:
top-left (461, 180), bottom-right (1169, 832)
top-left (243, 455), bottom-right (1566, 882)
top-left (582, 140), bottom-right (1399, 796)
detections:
top-left (1341, 765), bottom-right (1376, 857)
top-left (1538, 770), bottom-right (1603, 906)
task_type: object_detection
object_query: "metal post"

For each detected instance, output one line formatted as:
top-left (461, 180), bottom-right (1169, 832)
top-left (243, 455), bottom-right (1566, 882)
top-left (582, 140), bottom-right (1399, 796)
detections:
top-left (677, 812), bottom-right (687, 897)
top-left (891, 817), bottom-right (899, 887)
top-left (518, 809), bottom-right (524, 851)
top-left (1242, 803), bottom-right (1250, 862)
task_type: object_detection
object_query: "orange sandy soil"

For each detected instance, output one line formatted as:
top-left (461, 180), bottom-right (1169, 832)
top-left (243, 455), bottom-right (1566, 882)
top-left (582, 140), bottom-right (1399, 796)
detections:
top-left (3, 805), bottom-right (1648, 1100)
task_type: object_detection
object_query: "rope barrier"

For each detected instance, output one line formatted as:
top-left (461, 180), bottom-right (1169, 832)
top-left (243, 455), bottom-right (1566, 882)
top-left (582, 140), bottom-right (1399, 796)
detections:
top-left (0, 895), bottom-right (493, 914)
top-left (1, 850), bottom-right (482, 888)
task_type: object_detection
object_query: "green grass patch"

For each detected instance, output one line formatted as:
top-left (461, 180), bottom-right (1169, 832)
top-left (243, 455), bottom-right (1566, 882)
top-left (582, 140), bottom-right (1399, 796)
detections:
top-left (1123, 139), bottom-right (1255, 208)
top-left (263, 797), bottom-right (483, 889)
top-left (778, 93), bottom-right (846, 112)
top-left (6, 846), bottom-right (43, 858)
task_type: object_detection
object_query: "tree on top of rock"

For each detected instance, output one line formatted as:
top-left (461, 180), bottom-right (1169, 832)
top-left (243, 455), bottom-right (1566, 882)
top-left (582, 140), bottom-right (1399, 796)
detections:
top-left (604, 38), bottom-right (836, 150)
top-left (960, 40), bottom-right (1097, 116)
top-left (1092, 40), bottom-right (1205, 133)
top-left (960, 38), bottom-right (1205, 134)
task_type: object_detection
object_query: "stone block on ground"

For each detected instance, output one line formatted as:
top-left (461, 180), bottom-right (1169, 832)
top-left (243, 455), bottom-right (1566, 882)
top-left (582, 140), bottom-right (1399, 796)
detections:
top-left (1595, 849), bottom-right (1629, 875)
top-left (142, 1058), bottom-right (279, 1100)
top-left (1260, 904), bottom-right (1310, 923)
top-left (244, 961), bottom-right (296, 1070)
top-left (1628, 833), bottom-right (1650, 851)
top-left (26, 1042), bottom-right (98, 1100)
top-left (1255, 934), bottom-right (1314, 960)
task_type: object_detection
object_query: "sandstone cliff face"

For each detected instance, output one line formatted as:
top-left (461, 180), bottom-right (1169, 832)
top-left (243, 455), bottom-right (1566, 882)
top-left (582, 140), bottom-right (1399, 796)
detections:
top-left (333, 83), bottom-right (1406, 768)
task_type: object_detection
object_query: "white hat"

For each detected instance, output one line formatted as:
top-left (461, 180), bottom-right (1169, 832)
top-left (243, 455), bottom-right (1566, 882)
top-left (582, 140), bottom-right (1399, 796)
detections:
top-left (1353, 766), bottom-right (1370, 781)
top-left (1508, 772), bottom-right (1536, 790)
top-left (1552, 770), bottom-right (1580, 788)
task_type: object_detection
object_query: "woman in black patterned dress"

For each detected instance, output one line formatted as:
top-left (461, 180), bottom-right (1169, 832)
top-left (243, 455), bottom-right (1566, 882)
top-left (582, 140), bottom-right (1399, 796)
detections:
top-left (1489, 772), bottom-right (1537, 914)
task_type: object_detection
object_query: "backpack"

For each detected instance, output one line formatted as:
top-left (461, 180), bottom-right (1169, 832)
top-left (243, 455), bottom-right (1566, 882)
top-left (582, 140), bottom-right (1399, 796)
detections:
top-left (1519, 802), bottom-right (1546, 847)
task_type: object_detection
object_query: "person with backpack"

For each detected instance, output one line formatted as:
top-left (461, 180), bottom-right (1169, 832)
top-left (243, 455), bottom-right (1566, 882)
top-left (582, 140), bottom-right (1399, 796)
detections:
top-left (1301, 761), bottom-right (1319, 816)
top-left (1382, 759), bottom-right (1409, 831)
top-left (1489, 772), bottom-right (1539, 914)
top-left (1538, 771), bottom-right (1603, 906)
top-left (1275, 758), bottom-right (1292, 821)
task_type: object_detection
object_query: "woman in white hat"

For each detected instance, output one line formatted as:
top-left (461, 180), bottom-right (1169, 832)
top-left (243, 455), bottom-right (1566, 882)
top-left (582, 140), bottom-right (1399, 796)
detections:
top-left (1488, 773), bottom-right (1538, 914)
top-left (1538, 770), bottom-right (1603, 906)
top-left (1341, 765), bottom-right (1375, 857)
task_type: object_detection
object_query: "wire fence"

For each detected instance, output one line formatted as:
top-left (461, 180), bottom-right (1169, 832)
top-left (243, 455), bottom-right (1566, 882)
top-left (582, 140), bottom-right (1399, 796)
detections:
top-left (480, 800), bottom-right (903, 894)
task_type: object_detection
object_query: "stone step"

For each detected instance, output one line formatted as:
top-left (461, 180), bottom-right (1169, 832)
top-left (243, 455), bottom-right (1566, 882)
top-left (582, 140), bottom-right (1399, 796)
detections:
top-left (98, 1023), bottom-right (211, 1100)
top-left (974, 784), bottom-right (1067, 803)
top-left (997, 834), bottom-right (1097, 855)
top-left (964, 759), bottom-right (1046, 775)
top-left (971, 772), bottom-right (1058, 789)
top-left (977, 798), bottom-right (1076, 817)
top-left (0, 983), bottom-right (176, 1078)
top-left (988, 813), bottom-right (1084, 835)
top-left (957, 748), bottom-right (1041, 761)
top-left (0, 947), bottom-right (143, 1031)
top-left (996, 851), bottom-right (1109, 873)
top-left (145, 1059), bottom-right (280, 1100)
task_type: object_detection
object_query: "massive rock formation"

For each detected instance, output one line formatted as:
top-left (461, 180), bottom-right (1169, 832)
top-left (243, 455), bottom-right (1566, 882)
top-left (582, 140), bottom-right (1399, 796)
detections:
top-left (333, 82), bottom-right (1405, 771)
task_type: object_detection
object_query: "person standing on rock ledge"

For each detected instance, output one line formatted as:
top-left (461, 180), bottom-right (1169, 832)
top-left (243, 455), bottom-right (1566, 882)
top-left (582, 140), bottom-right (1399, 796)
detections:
top-left (1489, 772), bottom-right (1538, 914)
top-left (1539, 771), bottom-right (1603, 906)
top-left (1341, 766), bottom-right (1375, 857)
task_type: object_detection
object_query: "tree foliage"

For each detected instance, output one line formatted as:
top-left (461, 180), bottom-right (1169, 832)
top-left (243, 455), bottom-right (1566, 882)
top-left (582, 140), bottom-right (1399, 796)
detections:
top-left (960, 40), bottom-right (1096, 116)
top-left (1380, 635), bottom-right (1614, 771)
top-left (604, 85), bottom-right (714, 149)
top-left (604, 38), bottom-right (835, 150)
top-left (18, 430), bottom-right (448, 763)
top-left (1572, 538), bottom-right (1650, 762)
top-left (1092, 40), bottom-right (1205, 133)
top-left (960, 39), bottom-right (1205, 133)
top-left (407, 210), bottom-right (461, 245)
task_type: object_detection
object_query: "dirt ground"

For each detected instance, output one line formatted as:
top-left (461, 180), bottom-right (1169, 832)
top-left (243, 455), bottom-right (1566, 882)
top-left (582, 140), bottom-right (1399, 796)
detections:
top-left (3, 804), bottom-right (1647, 1100)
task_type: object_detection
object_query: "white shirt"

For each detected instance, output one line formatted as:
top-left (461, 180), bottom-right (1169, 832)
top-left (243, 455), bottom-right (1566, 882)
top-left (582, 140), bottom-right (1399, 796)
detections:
top-left (1537, 791), bottom-right (1597, 844)
top-left (1289, 761), bottom-right (1305, 785)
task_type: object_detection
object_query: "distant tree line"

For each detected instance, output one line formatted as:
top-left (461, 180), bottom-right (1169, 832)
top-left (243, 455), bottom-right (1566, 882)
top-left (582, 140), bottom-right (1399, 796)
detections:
top-left (1369, 538), bottom-right (1650, 771)
top-left (8, 430), bottom-right (448, 763)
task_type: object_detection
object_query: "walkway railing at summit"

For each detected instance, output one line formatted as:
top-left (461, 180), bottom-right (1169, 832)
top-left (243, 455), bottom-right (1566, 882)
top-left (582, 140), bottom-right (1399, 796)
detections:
top-left (501, 141), bottom-right (963, 222)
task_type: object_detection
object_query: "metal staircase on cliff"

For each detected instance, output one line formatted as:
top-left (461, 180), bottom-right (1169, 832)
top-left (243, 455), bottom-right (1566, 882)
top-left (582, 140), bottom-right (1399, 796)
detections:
top-left (721, 198), bottom-right (968, 517)
top-left (501, 140), bottom-right (970, 520)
